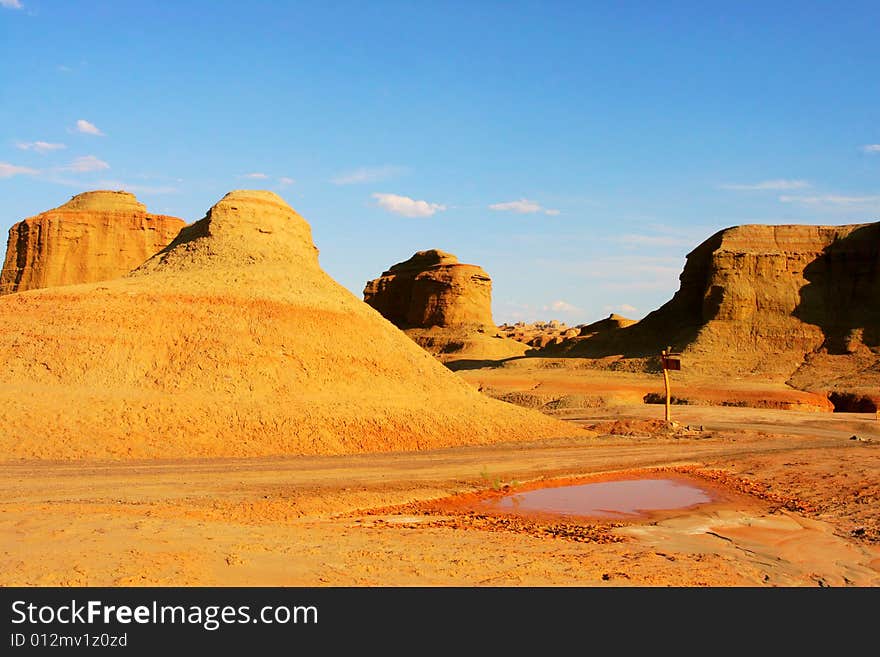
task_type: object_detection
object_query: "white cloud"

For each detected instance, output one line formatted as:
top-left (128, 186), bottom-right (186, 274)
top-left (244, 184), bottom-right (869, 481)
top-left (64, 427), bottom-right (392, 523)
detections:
top-left (719, 179), bottom-right (810, 191)
top-left (545, 300), bottom-right (580, 313)
top-left (491, 199), bottom-right (541, 213)
top-left (779, 194), bottom-right (880, 205)
top-left (372, 192), bottom-right (446, 218)
top-left (16, 141), bottom-right (66, 153)
top-left (489, 199), bottom-right (559, 215)
top-left (1, 0), bottom-right (23, 9)
top-left (332, 165), bottom-right (406, 185)
top-left (0, 162), bottom-right (37, 177)
top-left (75, 119), bottom-right (104, 136)
top-left (279, 177), bottom-right (295, 186)
top-left (861, 144), bottom-right (880, 153)
top-left (242, 172), bottom-right (268, 179)
top-left (62, 155), bottom-right (109, 173)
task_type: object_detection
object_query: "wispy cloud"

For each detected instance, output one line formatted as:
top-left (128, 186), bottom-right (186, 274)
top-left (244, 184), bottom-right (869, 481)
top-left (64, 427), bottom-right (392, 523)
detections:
top-left (603, 303), bottom-right (638, 314)
top-left (242, 172), bottom-right (268, 179)
top-left (861, 144), bottom-right (880, 153)
top-left (489, 198), bottom-right (560, 215)
top-left (544, 300), bottom-right (580, 313)
top-left (0, 162), bottom-right (37, 178)
top-left (278, 177), bottom-right (295, 187)
top-left (611, 233), bottom-right (695, 248)
top-left (779, 194), bottom-right (880, 205)
top-left (61, 155), bottom-right (109, 173)
top-left (536, 255), bottom-right (682, 281)
top-left (605, 223), bottom-right (706, 249)
top-left (332, 165), bottom-right (407, 185)
top-left (16, 141), bottom-right (66, 153)
top-left (96, 179), bottom-right (178, 195)
top-left (719, 179), bottom-right (809, 191)
top-left (75, 119), bottom-right (104, 136)
top-left (372, 192), bottom-right (446, 218)
top-left (1, 0), bottom-right (24, 10)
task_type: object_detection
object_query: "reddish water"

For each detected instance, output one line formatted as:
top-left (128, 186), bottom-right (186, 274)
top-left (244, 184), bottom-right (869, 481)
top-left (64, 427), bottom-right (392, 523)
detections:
top-left (480, 477), bottom-right (714, 519)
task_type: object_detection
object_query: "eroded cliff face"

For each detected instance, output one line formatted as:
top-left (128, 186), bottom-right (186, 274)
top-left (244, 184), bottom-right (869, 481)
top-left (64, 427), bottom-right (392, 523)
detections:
top-left (363, 249), bottom-right (496, 329)
top-left (546, 222), bottom-right (880, 383)
top-left (0, 190), bottom-right (185, 295)
top-left (653, 224), bottom-right (879, 371)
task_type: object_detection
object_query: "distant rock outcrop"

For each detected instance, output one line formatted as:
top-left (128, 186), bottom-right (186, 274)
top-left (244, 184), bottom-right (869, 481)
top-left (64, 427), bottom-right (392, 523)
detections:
top-left (0, 191), bottom-right (573, 459)
top-left (0, 190), bottom-right (184, 295)
top-left (363, 249), bottom-right (495, 329)
top-left (500, 321), bottom-right (576, 349)
top-left (364, 249), bottom-right (528, 362)
top-left (577, 314), bottom-right (637, 337)
top-left (500, 316), bottom-right (635, 350)
top-left (545, 223), bottom-right (880, 395)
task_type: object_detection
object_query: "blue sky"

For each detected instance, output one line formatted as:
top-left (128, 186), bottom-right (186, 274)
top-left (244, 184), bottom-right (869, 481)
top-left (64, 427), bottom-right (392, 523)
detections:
top-left (1, 1), bottom-right (878, 324)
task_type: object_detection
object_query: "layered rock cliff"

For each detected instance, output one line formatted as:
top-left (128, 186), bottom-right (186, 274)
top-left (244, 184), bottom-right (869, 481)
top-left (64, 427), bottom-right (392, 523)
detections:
top-left (0, 190), bottom-right (184, 295)
top-left (546, 222), bottom-right (880, 387)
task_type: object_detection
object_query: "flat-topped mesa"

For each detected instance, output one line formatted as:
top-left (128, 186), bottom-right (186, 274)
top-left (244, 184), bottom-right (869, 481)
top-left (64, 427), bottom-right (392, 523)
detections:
top-left (363, 249), bottom-right (495, 329)
top-left (0, 190), bottom-right (184, 295)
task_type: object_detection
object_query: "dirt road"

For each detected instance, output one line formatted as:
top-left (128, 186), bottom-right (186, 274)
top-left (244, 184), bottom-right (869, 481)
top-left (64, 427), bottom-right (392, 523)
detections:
top-left (2, 406), bottom-right (878, 586)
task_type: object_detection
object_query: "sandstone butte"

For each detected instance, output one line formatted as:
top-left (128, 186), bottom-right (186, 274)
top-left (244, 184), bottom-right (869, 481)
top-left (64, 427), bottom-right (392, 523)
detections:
top-left (0, 191), bottom-right (576, 460)
top-left (0, 190), bottom-right (184, 295)
top-left (363, 249), bottom-right (528, 361)
top-left (544, 223), bottom-right (880, 399)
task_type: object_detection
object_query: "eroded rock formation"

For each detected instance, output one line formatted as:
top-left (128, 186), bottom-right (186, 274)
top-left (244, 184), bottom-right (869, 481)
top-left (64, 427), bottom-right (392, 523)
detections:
top-left (0, 190), bottom-right (184, 295)
top-left (546, 223), bottom-right (880, 390)
top-left (500, 316), bottom-right (635, 350)
top-left (363, 249), bottom-right (495, 329)
top-left (0, 191), bottom-right (573, 459)
top-left (364, 249), bottom-right (527, 361)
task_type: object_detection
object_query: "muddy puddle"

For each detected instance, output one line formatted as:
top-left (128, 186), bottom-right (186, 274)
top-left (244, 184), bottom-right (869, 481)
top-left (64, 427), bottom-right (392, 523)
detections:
top-left (476, 477), bottom-right (715, 520)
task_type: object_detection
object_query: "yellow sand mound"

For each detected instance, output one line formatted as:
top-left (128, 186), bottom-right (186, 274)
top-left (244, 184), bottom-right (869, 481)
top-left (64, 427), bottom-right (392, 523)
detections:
top-left (0, 191), bottom-right (575, 459)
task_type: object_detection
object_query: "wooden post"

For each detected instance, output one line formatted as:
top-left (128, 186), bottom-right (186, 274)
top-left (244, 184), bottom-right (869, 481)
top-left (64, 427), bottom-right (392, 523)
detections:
top-left (662, 348), bottom-right (671, 423)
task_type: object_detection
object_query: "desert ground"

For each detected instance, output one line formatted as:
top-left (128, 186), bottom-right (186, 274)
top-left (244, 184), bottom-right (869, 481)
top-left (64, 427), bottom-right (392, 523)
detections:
top-left (2, 192), bottom-right (878, 588)
top-left (3, 397), bottom-right (878, 587)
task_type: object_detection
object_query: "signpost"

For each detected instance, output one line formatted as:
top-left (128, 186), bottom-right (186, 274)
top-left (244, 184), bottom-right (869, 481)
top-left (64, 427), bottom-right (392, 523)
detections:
top-left (661, 347), bottom-right (681, 423)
